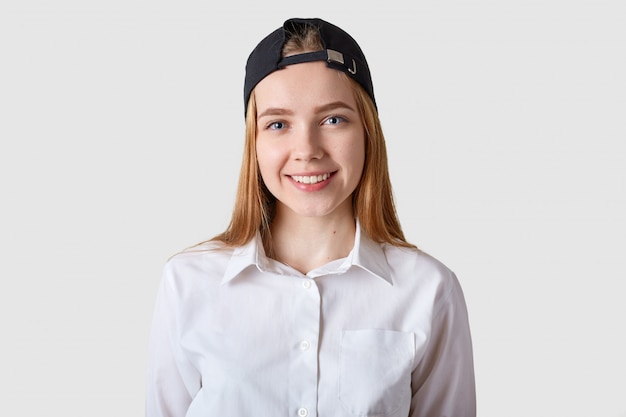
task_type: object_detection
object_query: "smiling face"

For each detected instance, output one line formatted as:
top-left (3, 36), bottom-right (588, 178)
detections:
top-left (254, 61), bottom-right (365, 221)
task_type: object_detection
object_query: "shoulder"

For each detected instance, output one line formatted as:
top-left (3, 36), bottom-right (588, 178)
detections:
top-left (383, 244), bottom-right (455, 280)
top-left (382, 244), bottom-right (463, 308)
top-left (162, 240), bottom-right (235, 289)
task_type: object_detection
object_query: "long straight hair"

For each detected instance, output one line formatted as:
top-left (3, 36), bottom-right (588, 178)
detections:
top-left (210, 26), bottom-right (415, 252)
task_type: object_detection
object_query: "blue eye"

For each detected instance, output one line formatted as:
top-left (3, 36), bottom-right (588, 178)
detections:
top-left (324, 116), bottom-right (345, 125)
top-left (268, 121), bottom-right (286, 130)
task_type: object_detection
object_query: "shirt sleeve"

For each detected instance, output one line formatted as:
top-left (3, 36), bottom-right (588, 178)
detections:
top-left (145, 263), bottom-right (201, 417)
top-left (410, 271), bottom-right (476, 417)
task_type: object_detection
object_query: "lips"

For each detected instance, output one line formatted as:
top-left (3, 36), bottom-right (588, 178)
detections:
top-left (290, 173), bottom-right (331, 185)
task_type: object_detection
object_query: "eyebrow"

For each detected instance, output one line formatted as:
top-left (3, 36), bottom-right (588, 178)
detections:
top-left (257, 107), bottom-right (294, 120)
top-left (314, 101), bottom-right (356, 114)
top-left (257, 100), bottom-right (356, 120)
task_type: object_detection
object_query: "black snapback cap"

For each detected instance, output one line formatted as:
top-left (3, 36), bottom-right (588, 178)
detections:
top-left (243, 18), bottom-right (376, 116)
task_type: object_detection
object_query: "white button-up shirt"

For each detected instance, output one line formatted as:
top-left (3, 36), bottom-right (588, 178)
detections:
top-left (146, 224), bottom-right (476, 417)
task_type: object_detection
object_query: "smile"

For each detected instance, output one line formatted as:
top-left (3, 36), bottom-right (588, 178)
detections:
top-left (290, 173), bottom-right (331, 184)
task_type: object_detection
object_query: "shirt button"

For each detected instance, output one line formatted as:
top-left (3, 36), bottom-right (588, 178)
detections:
top-left (299, 340), bottom-right (311, 351)
top-left (297, 408), bottom-right (308, 417)
top-left (302, 280), bottom-right (312, 289)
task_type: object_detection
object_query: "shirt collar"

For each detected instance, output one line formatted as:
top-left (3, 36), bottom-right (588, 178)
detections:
top-left (349, 222), bottom-right (393, 285)
top-left (221, 220), bottom-right (393, 285)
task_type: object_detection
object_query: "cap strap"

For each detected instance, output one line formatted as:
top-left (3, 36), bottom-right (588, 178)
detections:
top-left (278, 50), bottom-right (327, 68)
top-left (277, 49), bottom-right (357, 75)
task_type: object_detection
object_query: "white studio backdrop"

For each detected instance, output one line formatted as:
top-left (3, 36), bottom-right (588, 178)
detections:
top-left (1, 0), bottom-right (624, 416)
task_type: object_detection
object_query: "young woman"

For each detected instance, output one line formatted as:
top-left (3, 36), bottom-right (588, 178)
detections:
top-left (146, 17), bottom-right (476, 417)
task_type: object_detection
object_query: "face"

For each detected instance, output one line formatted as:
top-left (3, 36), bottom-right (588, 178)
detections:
top-left (254, 61), bottom-right (365, 221)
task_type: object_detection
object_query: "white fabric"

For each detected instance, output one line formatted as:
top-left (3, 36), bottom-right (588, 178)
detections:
top-left (146, 224), bottom-right (476, 417)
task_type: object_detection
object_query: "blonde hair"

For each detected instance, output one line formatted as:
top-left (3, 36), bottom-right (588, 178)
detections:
top-left (210, 25), bottom-right (415, 250)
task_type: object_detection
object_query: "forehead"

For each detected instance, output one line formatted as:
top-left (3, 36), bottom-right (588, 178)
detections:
top-left (254, 61), bottom-right (356, 113)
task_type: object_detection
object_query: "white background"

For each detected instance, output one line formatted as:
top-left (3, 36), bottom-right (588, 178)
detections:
top-left (1, 0), bottom-right (625, 416)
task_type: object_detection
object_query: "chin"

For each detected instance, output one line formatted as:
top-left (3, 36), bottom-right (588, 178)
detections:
top-left (293, 207), bottom-right (337, 218)
top-left (288, 199), bottom-right (351, 219)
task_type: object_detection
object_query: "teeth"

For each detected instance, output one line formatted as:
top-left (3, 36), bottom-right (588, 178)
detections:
top-left (291, 173), bottom-right (330, 184)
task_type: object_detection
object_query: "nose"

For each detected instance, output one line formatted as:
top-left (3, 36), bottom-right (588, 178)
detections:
top-left (292, 126), bottom-right (324, 162)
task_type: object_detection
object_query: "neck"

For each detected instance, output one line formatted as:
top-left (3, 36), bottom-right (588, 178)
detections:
top-left (268, 203), bottom-right (356, 274)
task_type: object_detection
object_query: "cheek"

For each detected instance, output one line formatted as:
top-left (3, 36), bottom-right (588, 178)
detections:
top-left (355, 141), bottom-right (366, 168)
top-left (256, 140), bottom-right (284, 180)
top-left (344, 139), bottom-right (366, 175)
top-left (353, 152), bottom-right (366, 184)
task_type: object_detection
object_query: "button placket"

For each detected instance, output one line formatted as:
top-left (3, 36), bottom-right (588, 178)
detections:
top-left (289, 276), bottom-right (320, 417)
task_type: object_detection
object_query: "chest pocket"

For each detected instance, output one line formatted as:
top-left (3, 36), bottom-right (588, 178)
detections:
top-left (338, 329), bottom-right (415, 416)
